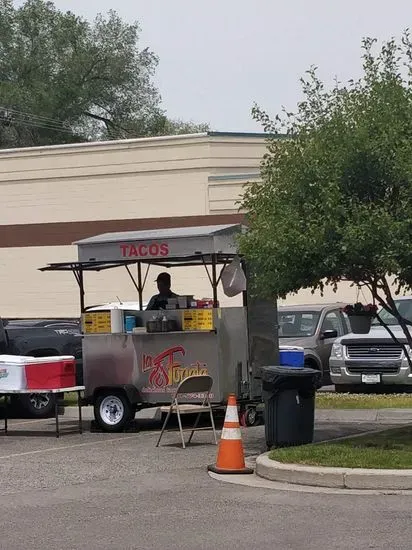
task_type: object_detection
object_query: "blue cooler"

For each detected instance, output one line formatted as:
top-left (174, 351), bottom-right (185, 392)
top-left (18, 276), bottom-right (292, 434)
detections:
top-left (279, 346), bottom-right (305, 368)
top-left (125, 316), bottom-right (136, 333)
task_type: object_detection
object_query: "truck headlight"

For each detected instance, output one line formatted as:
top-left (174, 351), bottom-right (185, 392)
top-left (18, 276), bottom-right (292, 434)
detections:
top-left (331, 343), bottom-right (343, 359)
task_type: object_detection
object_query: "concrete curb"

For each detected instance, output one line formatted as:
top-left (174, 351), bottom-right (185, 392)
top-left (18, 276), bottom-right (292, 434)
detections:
top-left (316, 408), bottom-right (412, 423)
top-left (256, 453), bottom-right (412, 490)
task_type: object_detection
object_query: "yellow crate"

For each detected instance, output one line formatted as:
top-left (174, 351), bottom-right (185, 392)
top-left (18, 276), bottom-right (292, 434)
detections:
top-left (182, 309), bottom-right (213, 331)
top-left (82, 312), bottom-right (111, 334)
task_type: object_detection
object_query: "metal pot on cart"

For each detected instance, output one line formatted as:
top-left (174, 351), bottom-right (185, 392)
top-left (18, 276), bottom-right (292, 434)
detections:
top-left (40, 224), bottom-right (279, 432)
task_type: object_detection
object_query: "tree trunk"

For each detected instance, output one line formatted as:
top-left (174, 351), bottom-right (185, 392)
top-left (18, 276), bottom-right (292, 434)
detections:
top-left (370, 278), bottom-right (412, 370)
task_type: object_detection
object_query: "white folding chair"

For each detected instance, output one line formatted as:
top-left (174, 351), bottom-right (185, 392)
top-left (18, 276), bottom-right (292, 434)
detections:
top-left (156, 374), bottom-right (217, 449)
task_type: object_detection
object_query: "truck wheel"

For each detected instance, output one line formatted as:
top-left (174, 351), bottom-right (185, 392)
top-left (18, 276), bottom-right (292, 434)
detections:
top-left (94, 392), bottom-right (133, 432)
top-left (18, 393), bottom-right (55, 418)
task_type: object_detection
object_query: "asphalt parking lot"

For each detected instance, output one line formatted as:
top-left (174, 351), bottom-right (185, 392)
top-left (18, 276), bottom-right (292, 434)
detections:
top-left (1, 414), bottom-right (412, 550)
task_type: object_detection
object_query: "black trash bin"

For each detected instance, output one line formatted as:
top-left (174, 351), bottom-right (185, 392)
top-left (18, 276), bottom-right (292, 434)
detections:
top-left (260, 366), bottom-right (321, 450)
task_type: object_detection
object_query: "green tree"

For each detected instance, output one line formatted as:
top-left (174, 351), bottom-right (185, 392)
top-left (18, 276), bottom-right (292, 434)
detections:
top-left (240, 33), bottom-right (412, 356)
top-left (0, 0), bottom-right (207, 147)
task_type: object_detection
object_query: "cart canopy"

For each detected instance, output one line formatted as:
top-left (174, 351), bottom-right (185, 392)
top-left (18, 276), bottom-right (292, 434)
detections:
top-left (40, 224), bottom-right (245, 272)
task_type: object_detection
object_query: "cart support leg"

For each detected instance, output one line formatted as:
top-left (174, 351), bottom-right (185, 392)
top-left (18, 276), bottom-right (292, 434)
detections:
top-left (78, 390), bottom-right (83, 434)
top-left (55, 398), bottom-right (60, 438)
top-left (209, 404), bottom-right (217, 444)
top-left (4, 394), bottom-right (8, 435)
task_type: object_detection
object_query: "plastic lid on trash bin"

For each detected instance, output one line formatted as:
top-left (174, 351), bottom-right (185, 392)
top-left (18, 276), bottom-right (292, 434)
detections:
top-left (259, 365), bottom-right (321, 392)
top-left (260, 365), bottom-right (320, 379)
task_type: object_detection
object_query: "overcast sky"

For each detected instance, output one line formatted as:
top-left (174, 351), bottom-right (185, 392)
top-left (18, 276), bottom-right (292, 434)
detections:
top-left (37, 1), bottom-right (412, 131)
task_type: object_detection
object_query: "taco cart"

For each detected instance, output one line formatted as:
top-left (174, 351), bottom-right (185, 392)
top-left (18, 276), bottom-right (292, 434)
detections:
top-left (40, 224), bottom-right (279, 432)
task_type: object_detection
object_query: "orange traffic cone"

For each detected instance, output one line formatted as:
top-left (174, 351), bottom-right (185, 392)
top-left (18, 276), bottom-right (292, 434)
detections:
top-left (208, 394), bottom-right (253, 475)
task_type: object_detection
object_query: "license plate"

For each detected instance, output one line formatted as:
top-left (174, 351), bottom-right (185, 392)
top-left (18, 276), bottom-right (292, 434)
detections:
top-left (361, 373), bottom-right (381, 384)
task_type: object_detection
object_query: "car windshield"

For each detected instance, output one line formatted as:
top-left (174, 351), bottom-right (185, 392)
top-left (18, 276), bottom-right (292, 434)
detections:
top-left (279, 311), bottom-right (321, 337)
top-left (372, 299), bottom-right (412, 326)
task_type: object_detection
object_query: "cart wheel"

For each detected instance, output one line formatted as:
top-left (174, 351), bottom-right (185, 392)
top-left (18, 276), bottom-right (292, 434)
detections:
top-left (94, 392), bottom-right (133, 432)
top-left (244, 407), bottom-right (260, 427)
top-left (239, 408), bottom-right (260, 427)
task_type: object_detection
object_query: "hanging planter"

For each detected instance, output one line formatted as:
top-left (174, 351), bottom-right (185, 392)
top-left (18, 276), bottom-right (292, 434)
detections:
top-left (342, 303), bottom-right (378, 334)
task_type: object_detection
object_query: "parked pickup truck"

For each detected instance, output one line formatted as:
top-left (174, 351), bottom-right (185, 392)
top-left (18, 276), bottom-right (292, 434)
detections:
top-left (278, 303), bottom-right (350, 384)
top-left (0, 318), bottom-right (82, 417)
top-left (330, 297), bottom-right (412, 391)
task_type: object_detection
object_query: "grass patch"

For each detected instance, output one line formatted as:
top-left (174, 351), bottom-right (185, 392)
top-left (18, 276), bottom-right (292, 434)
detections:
top-left (316, 392), bottom-right (412, 409)
top-left (270, 426), bottom-right (412, 469)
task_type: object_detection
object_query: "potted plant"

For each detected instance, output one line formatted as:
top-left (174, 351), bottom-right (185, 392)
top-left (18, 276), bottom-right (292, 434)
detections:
top-left (342, 303), bottom-right (378, 334)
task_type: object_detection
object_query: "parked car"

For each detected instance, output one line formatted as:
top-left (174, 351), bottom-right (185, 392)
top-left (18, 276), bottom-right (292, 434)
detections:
top-left (5, 318), bottom-right (80, 331)
top-left (330, 296), bottom-right (412, 391)
top-left (278, 303), bottom-right (350, 384)
top-left (0, 318), bottom-right (82, 417)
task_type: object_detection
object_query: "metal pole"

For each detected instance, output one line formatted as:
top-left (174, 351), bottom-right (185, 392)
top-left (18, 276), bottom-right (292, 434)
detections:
top-left (79, 269), bottom-right (85, 314)
top-left (137, 262), bottom-right (144, 311)
top-left (241, 259), bottom-right (248, 308)
top-left (211, 254), bottom-right (218, 307)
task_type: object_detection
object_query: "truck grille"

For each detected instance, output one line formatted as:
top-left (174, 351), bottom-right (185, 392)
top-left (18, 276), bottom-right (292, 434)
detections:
top-left (346, 344), bottom-right (403, 360)
top-left (347, 365), bottom-right (400, 374)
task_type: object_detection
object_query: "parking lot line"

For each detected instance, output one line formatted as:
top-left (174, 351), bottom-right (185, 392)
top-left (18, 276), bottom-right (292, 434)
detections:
top-left (0, 433), bottom-right (142, 460)
top-left (4, 418), bottom-right (51, 428)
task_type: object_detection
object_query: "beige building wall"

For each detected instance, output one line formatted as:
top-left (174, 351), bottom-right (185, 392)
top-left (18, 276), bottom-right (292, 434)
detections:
top-left (0, 131), bottom-right (371, 318)
top-left (0, 133), bottom-right (257, 317)
top-left (0, 135), bottom-right (211, 224)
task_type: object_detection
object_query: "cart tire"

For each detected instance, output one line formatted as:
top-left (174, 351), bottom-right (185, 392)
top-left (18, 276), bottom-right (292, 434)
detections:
top-left (245, 407), bottom-right (260, 427)
top-left (94, 392), bottom-right (133, 432)
top-left (239, 408), bottom-right (260, 427)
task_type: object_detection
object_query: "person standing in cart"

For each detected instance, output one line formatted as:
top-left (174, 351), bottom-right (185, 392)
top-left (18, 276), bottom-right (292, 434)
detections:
top-left (146, 272), bottom-right (179, 310)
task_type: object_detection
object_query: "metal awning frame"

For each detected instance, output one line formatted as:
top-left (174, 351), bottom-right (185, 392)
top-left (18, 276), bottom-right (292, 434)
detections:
top-left (39, 253), bottom-right (241, 313)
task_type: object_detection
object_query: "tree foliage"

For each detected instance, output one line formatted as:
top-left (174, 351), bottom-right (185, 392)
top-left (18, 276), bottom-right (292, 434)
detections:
top-left (0, 0), bottom-right (207, 147)
top-left (240, 33), bottom-right (412, 350)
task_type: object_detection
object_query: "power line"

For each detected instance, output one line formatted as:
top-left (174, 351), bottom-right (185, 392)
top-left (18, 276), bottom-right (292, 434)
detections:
top-left (0, 107), bottom-right (68, 126)
top-left (0, 106), bottom-right (73, 134)
top-left (1, 117), bottom-right (73, 134)
top-left (0, 106), bottom-right (129, 140)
